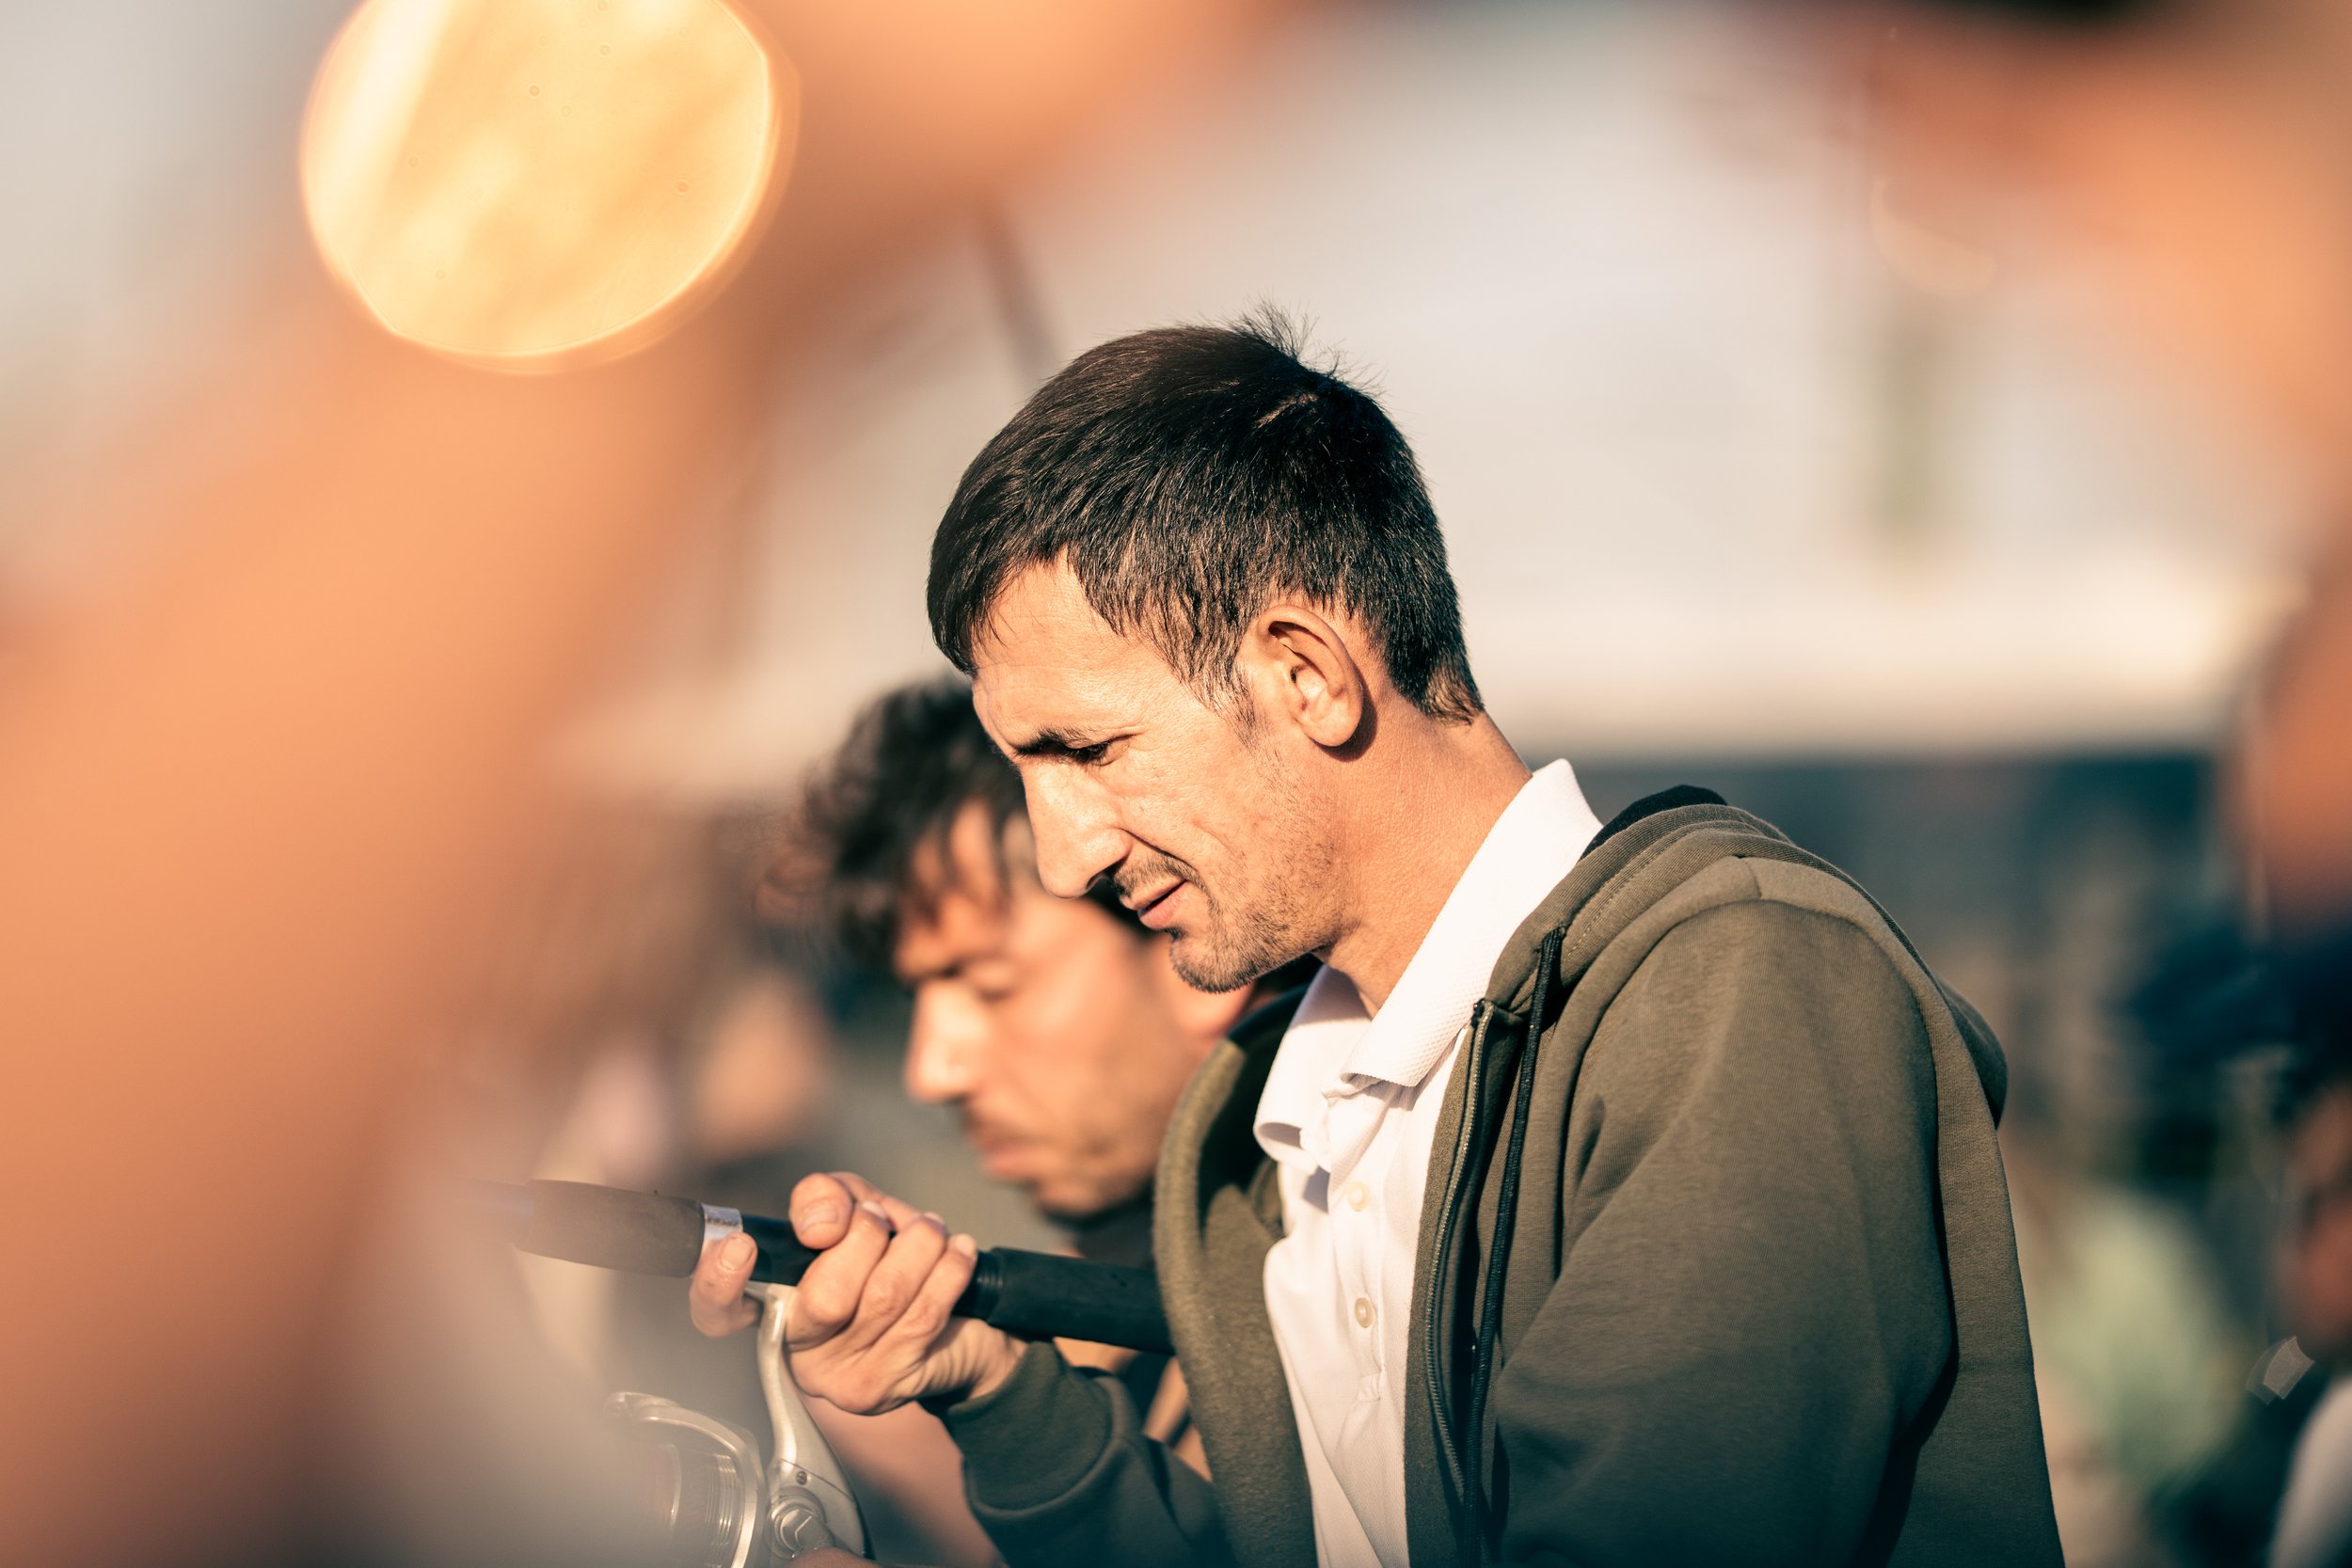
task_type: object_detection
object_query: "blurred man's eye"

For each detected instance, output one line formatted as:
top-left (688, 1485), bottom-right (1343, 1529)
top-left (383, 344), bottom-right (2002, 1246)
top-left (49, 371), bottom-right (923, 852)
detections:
top-left (961, 963), bottom-right (1021, 1003)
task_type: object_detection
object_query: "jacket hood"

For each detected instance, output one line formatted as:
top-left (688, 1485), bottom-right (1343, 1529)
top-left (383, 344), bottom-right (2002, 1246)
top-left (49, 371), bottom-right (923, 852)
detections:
top-left (1483, 800), bottom-right (2009, 1124)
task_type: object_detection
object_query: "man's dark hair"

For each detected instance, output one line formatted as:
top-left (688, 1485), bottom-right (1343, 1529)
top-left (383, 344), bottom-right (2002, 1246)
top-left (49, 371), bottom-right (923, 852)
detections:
top-left (795, 677), bottom-right (1133, 966)
top-left (927, 309), bottom-right (1483, 721)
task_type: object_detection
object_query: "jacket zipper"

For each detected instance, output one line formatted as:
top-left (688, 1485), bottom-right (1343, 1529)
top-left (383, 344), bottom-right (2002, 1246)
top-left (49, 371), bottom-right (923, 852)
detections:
top-left (1423, 999), bottom-right (1494, 1514)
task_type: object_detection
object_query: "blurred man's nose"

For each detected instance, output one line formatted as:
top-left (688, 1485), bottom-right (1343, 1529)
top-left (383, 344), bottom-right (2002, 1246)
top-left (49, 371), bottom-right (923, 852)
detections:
top-left (904, 984), bottom-right (984, 1104)
top-left (1023, 769), bottom-right (1126, 901)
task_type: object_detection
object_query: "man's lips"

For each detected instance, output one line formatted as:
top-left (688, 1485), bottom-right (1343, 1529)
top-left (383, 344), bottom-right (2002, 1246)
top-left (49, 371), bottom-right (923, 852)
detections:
top-left (1128, 880), bottom-right (1185, 929)
top-left (974, 1137), bottom-right (1032, 1180)
top-left (966, 1123), bottom-right (1047, 1181)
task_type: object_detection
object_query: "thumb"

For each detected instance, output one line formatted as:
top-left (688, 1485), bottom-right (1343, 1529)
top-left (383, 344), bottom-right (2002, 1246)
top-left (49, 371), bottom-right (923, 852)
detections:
top-left (688, 1232), bottom-right (760, 1338)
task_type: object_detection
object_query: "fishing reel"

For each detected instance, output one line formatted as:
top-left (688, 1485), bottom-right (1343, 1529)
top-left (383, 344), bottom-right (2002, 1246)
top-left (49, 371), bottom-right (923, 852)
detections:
top-left (606, 1282), bottom-right (866, 1567)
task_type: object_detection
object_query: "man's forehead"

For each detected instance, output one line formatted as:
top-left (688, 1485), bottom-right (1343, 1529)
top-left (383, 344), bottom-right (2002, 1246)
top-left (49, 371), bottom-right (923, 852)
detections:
top-left (894, 805), bottom-right (1013, 974)
top-left (894, 888), bottom-right (1009, 983)
top-left (974, 565), bottom-right (1124, 668)
top-left (969, 565), bottom-right (1165, 738)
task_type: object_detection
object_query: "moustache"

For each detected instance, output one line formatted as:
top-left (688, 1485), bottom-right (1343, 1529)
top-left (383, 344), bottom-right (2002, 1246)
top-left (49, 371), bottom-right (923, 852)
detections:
top-left (1111, 852), bottom-right (1199, 907)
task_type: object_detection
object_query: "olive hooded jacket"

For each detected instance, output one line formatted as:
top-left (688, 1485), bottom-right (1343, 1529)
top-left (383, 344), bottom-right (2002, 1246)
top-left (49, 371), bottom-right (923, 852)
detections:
top-left (936, 795), bottom-right (2063, 1567)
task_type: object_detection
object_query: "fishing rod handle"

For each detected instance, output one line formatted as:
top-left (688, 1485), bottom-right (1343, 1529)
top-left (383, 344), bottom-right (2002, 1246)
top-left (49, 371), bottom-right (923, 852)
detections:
top-left (499, 1179), bottom-right (1175, 1356)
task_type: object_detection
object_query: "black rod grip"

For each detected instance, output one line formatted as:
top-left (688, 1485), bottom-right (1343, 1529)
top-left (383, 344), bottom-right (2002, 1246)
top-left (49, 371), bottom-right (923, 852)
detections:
top-left (976, 1248), bottom-right (1172, 1355)
top-left (496, 1180), bottom-right (1173, 1355)
top-left (738, 1211), bottom-right (820, 1288)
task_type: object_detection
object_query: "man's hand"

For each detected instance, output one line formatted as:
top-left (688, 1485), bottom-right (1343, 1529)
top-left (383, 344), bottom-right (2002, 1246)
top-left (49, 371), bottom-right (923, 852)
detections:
top-left (687, 1171), bottom-right (1024, 1414)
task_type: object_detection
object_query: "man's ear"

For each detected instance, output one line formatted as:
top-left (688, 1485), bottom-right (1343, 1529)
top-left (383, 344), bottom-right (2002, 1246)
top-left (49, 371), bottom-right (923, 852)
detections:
top-left (1242, 601), bottom-right (1366, 751)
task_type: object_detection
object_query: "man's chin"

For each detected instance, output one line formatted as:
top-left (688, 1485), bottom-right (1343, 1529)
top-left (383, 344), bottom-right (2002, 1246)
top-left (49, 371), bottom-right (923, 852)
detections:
top-left (1169, 932), bottom-right (1280, 994)
top-left (1031, 1196), bottom-right (1107, 1227)
top-left (1034, 1183), bottom-right (1154, 1235)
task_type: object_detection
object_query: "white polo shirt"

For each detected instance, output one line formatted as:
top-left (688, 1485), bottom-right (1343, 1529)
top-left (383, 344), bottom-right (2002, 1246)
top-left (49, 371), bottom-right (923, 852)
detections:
top-left (1253, 760), bottom-right (1602, 1568)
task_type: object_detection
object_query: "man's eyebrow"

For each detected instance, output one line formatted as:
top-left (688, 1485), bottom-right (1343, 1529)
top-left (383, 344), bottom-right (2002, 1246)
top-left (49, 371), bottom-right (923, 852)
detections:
top-left (895, 958), bottom-right (957, 987)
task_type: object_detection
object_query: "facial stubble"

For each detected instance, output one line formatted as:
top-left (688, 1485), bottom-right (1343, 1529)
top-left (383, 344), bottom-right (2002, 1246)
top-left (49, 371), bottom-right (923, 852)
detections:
top-left (1149, 744), bottom-right (1332, 993)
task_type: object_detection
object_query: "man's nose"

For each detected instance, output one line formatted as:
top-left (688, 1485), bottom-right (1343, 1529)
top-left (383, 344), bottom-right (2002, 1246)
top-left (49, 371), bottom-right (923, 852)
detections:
top-left (903, 985), bottom-right (984, 1104)
top-left (1023, 769), bottom-right (1127, 901)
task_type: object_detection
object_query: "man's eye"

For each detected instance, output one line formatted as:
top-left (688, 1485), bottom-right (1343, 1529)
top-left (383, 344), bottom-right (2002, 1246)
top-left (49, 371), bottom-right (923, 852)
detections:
top-left (962, 967), bottom-right (1020, 1002)
top-left (1071, 741), bottom-right (1112, 766)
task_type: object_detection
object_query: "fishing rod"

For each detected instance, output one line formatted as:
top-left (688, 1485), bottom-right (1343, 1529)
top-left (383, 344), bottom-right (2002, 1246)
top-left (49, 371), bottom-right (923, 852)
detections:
top-left (483, 1178), bottom-right (1172, 1354)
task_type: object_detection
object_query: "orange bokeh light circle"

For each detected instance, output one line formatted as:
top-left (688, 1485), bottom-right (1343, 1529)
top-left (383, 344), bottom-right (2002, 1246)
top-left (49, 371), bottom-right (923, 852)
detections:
top-left (300, 0), bottom-right (794, 370)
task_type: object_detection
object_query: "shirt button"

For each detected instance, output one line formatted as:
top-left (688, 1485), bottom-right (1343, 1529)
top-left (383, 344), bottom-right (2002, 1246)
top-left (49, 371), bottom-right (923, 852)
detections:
top-left (1343, 1180), bottom-right (1370, 1212)
top-left (1353, 1296), bottom-right (1375, 1328)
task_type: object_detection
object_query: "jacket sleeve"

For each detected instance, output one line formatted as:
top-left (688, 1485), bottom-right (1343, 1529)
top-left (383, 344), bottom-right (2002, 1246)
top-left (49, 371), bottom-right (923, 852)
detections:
top-left (1490, 897), bottom-right (1955, 1567)
top-left (936, 1340), bottom-right (1232, 1568)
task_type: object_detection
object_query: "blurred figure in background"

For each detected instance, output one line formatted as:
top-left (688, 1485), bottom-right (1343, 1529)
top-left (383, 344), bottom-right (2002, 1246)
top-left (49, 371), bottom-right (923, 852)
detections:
top-left (2170, 1049), bottom-right (2352, 1568)
top-left (1840, 0), bottom-right (2352, 1035)
top-left (2005, 1136), bottom-right (2247, 1567)
top-left (2270, 1053), bottom-right (2352, 1568)
top-left (680, 677), bottom-right (1311, 1563)
top-left (1816, 0), bottom-right (2352, 1560)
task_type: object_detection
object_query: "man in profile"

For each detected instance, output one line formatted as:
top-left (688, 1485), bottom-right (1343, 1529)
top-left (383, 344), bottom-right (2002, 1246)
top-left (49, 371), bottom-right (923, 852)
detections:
top-left (696, 316), bottom-right (2062, 1566)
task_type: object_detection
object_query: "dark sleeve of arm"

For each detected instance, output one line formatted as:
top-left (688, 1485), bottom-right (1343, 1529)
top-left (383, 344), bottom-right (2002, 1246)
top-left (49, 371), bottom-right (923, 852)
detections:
top-left (1492, 899), bottom-right (1953, 1568)
top-left (936, 1341), bottom-right (1232, 1568)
